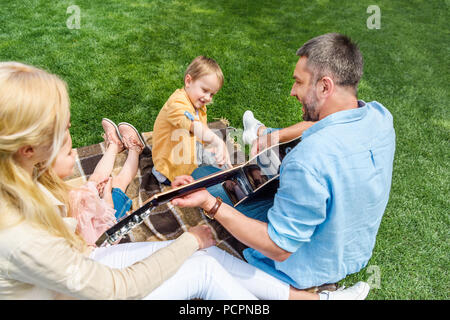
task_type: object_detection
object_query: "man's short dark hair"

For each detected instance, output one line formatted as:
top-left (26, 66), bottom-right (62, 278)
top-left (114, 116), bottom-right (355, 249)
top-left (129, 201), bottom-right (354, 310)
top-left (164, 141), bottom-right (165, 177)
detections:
top-left (297, 33), bottom-right (363, 93)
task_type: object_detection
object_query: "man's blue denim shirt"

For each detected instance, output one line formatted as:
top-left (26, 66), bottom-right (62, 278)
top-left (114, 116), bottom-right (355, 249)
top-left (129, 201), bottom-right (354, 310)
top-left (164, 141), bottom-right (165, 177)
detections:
top-left (243, 101), bottom-right (396, 289)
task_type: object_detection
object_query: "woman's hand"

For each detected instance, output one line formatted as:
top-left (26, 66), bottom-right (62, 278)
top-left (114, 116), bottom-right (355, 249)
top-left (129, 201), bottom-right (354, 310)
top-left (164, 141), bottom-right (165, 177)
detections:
top-left (188, 224), bottom-right (216, 249)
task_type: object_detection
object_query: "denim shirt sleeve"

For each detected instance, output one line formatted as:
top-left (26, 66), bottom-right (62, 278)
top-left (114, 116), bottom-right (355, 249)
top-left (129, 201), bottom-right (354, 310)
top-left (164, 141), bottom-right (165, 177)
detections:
top-left (267, 160), bottom-right (329, 253)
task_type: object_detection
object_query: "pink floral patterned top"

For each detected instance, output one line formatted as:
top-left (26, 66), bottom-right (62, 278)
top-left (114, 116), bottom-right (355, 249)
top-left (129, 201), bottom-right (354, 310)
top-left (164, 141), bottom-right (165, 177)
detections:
top-left (69, 181), bottom-right (116, 246)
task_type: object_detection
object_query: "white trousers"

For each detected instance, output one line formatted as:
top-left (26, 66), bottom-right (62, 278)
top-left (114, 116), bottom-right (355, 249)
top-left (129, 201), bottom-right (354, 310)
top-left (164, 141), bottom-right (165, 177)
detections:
top-left (90, 241), bottom-right (290, 300)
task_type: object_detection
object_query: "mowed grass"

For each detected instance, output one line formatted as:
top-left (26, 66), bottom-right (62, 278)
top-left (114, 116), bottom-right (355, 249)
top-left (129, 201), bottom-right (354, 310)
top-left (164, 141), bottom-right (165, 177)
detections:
top-left (0, 0), bottom-right (448, 299)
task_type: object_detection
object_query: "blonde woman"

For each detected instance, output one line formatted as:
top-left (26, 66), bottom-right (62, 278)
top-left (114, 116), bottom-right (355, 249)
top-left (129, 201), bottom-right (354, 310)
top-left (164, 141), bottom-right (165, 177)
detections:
top-left (0, 62), bottom-right (259, 300)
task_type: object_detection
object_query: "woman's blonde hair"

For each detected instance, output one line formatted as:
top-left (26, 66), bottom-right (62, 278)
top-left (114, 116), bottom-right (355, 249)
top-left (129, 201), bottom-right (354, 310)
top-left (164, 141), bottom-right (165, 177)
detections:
top-left (184, 56), bottom-right (224, 88)
top-left (0, 62), bottom-right (86, 251)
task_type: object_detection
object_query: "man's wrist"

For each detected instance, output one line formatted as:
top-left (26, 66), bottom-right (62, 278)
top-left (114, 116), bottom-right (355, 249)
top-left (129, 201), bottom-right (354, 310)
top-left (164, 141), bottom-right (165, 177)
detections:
top-left (203, 194), bottom-right (217, 212)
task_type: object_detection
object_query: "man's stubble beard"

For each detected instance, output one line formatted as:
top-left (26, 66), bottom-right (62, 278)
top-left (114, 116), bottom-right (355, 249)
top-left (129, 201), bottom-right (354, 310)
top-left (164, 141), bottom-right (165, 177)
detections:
top-left (301, 87), bottom-right (320, 122)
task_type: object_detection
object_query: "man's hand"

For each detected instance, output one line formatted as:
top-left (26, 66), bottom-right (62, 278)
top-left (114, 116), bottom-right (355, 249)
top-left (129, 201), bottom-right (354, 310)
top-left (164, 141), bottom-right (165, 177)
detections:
top-left (171, 175), bottom-right (216, 211)
top-left (171, 175), bottom-right (194, 188)
top-left (171, 188), bottom-right (214, 211)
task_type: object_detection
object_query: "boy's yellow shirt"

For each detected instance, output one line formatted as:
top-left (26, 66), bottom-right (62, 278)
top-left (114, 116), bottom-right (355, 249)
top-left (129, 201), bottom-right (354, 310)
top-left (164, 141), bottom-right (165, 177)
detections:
top-left (152, 88), bottom-right (207, 181)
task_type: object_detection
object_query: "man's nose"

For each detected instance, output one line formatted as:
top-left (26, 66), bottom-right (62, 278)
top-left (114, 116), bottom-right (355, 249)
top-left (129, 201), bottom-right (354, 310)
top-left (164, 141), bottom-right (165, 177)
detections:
top-left (290, 84), bottom-right (296, 97)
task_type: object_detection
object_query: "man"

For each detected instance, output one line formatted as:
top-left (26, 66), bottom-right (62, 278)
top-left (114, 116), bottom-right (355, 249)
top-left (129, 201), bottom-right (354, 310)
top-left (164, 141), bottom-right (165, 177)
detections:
top-left (172, 33), bottom-right (396, 300)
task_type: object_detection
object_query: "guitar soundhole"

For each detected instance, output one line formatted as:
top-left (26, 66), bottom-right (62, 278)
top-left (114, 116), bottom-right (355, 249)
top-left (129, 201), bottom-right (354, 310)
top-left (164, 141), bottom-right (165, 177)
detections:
top-left (223, 179), bottom-right (249, 204)
top-left (243, 165), bottom-right (269, 189)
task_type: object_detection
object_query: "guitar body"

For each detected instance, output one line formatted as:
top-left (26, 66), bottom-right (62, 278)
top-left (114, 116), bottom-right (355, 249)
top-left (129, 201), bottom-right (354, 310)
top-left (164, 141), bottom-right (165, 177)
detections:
top-left (220, 136), bottom-right (299, 206)
top-left (95, 136), bottom-right (301, 247)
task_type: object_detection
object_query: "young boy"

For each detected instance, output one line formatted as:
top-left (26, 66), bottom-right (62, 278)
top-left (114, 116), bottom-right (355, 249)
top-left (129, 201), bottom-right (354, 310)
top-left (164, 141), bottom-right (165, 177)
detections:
top-left (152, 56), bottom-right (231, 184)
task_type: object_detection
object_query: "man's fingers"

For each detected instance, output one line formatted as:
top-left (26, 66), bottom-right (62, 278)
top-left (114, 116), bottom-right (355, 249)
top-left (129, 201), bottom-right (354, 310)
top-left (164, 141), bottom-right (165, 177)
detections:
top-left (171, 198), bottom-right (185, 207)
top-left (172, 175), bottom-right (194, 188)
top-left (182, 176), bottom-right (194, 184)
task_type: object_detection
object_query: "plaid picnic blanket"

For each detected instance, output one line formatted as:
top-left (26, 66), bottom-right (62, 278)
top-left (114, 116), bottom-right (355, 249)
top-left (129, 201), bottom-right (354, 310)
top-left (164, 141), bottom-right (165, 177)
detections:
top-left (65, 120), bottom-right (338, 293)
top-left (65, 120), bottom-right (248, 259)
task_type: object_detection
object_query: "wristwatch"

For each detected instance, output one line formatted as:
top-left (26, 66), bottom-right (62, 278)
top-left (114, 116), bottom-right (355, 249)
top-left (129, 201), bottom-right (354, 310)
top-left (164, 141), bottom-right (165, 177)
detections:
top-left (204, 197), bottom-right (223, 220)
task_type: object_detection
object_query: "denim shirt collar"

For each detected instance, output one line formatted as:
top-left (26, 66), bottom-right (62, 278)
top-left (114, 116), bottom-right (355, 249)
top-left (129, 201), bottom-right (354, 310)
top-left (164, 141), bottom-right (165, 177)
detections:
top-left (302, 100), bottom-right (367, 139)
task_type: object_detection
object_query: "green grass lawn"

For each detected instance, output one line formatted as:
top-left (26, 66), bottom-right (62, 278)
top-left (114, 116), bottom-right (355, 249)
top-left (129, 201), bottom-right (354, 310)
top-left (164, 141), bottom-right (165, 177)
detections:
top-left (1, 0), bottom-right (448, 299)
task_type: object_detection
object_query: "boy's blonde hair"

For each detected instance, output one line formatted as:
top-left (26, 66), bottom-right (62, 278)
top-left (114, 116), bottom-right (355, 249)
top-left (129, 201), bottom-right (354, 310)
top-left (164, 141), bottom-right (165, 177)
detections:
top-left (184, 56), bottom-right (224, 88)
top-left (0, 62), bottom-right (86, 251)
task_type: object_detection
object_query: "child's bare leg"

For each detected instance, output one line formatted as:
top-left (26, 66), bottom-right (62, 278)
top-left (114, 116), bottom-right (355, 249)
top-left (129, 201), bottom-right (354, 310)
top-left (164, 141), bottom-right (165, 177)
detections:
top-left (89, 143), bottom-right (120, 185)
top-left (114, 122), bottom-right (145, 192)
top-left (89, 118), bottom-right (124, 186)
top-left (111, 149), bottom-right (140, 192)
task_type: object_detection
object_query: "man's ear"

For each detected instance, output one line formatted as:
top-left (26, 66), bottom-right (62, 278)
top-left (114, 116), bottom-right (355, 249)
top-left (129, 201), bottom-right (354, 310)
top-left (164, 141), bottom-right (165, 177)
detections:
top-left (16, 145), bottom-right (36, 159)
top-left (317, 76), bottom-right (334, 98)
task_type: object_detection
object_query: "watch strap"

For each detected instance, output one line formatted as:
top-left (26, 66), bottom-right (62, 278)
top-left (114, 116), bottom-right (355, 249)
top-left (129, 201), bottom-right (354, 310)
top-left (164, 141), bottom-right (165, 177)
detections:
top-left (205, 197), bottom-right (222, 220)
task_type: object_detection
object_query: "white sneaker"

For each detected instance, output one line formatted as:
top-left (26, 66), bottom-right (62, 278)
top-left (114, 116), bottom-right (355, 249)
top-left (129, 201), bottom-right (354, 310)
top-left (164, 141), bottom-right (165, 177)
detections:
top-left (320, 281), bottom-right (370, 300)
top-left (242, 110), bottom-right (264, 145)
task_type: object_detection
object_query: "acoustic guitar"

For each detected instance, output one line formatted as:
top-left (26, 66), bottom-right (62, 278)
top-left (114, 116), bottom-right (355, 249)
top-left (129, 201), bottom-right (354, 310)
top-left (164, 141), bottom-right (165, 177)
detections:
top-left (95, 136), bottom-right (301, 247)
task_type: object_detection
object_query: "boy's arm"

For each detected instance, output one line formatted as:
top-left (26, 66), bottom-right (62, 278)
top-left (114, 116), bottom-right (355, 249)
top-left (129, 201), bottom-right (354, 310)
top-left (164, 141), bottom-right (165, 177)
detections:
top-left (190, 121), bottom-right (222, 145)
top-left (190, 121), bottom-right (232, 168)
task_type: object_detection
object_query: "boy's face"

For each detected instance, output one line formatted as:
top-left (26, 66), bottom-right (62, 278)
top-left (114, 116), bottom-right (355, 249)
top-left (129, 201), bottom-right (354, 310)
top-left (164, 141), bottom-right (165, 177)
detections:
top-left (184, 73), bottom-right (221, 109)
top-left (52, 130), bottom-right (76, 179)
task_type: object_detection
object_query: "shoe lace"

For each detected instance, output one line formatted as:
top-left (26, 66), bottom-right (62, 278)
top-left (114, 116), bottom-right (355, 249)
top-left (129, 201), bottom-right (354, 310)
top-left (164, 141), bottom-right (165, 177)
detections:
top-left (102, 133), bottom-right (124, 150)
top-left (122, 135), bottom-right (144, 153)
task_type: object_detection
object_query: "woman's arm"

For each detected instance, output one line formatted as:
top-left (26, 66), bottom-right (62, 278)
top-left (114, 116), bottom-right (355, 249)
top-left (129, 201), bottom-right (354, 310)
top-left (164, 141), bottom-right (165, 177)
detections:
top-left (8, 226), bottom-right (207, 300)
